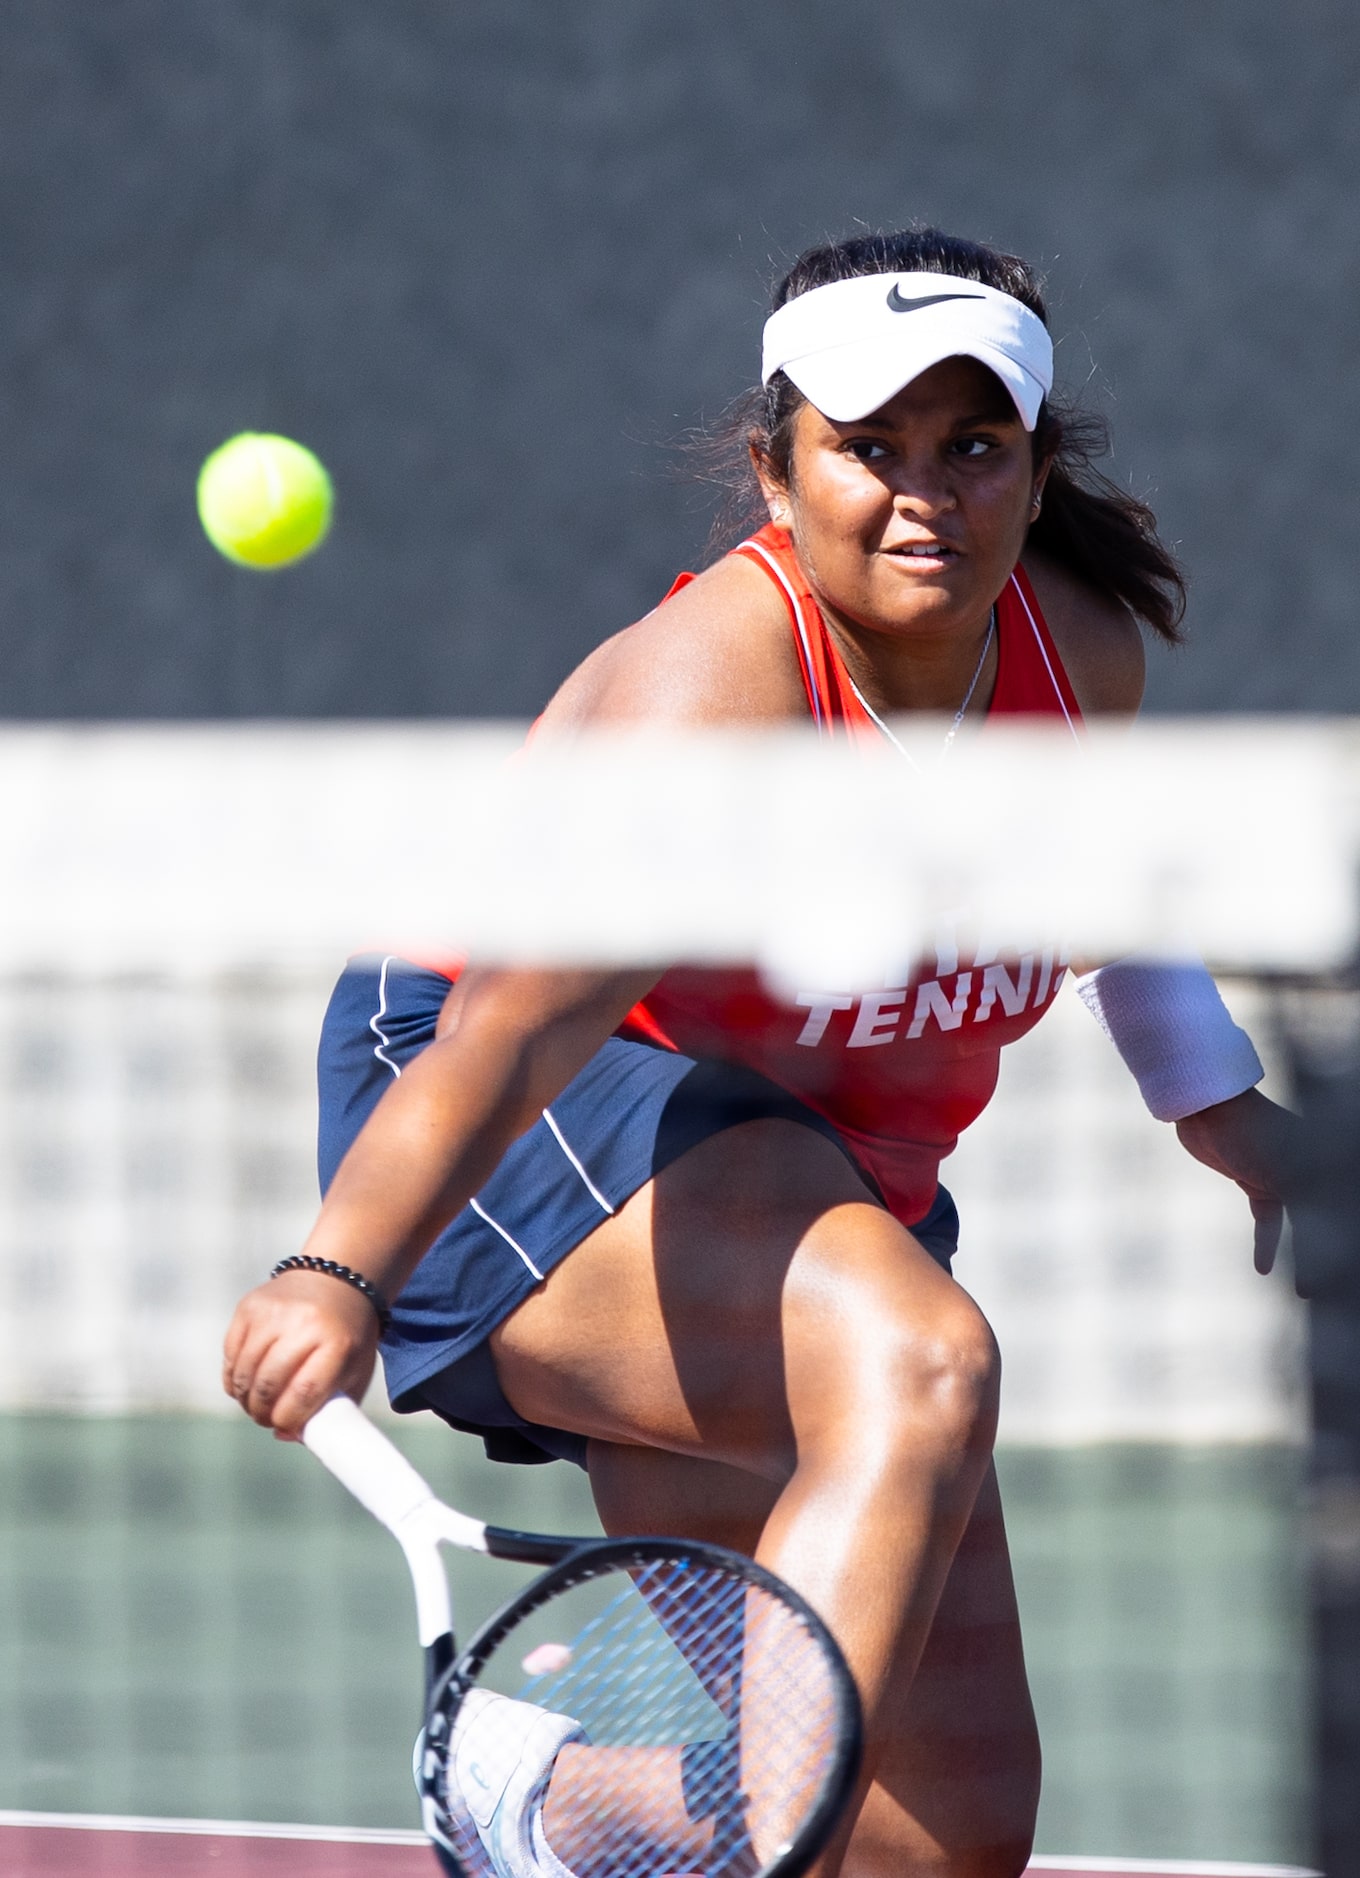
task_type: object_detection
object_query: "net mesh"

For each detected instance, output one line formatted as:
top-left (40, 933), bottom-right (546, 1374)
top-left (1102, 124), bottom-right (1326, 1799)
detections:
top-left (0, 724), bottom-right (1334, 1873)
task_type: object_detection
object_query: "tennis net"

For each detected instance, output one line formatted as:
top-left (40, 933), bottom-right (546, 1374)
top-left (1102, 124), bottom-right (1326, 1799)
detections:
top-left (1, 720), bottom-right (1350, 1875)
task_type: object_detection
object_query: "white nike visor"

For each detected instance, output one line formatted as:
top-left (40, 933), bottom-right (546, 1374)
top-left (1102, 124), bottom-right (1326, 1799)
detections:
top-left (761, 272), bottom-right (1054, 430)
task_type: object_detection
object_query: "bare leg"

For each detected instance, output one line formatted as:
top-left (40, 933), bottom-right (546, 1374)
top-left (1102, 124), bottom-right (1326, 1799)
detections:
top-left (491, 1121), bottom-right (1021, 1876)
top-left (586, 1446), bottom-right (1038, 1878)
top-left (543, 1743), bottom-right (710, 1878)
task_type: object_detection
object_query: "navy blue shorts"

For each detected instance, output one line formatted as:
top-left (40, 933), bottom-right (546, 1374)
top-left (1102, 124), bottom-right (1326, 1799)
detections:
top-left (318, 956), bottom-right (959, 1469)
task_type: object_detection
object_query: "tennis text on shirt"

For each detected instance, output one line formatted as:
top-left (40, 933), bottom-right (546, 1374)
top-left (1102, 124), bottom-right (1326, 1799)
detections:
top-left (619, 525), bottom-right (1084, 1226)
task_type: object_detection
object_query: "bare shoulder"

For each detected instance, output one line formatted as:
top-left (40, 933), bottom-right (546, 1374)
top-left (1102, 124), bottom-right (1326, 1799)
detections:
top-left (1020, 546), bottom-right (1146, 717)
top-left (542, 552), bottom-right (807, 730)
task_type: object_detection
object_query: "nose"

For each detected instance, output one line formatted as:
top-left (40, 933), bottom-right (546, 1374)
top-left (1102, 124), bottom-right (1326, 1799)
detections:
top-left (889, 454), bottom-right (956, 519)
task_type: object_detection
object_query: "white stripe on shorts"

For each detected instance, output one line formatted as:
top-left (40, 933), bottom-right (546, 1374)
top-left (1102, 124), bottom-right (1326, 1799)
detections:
top-left (468, 1197), bottom-right (545, 1282)
top-left (369, 955), bottom-right (402, 1078)
top-left (542, 1107), bottom-right (616, 1215)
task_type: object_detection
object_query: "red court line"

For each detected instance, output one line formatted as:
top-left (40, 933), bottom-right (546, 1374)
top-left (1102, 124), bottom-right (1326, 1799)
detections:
top-left (0, 1816), bottom-right (1318, 1878)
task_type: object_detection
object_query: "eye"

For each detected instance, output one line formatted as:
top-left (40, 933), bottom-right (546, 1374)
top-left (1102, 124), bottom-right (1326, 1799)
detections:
top-left (845, 437), bottom-right (892, 462)
top-left (951, 436), bottom-right (996, 459)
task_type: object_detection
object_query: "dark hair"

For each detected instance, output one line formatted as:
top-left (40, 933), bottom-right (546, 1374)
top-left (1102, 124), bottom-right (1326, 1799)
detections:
top-left (706, 227), bottom-right (1185, 643)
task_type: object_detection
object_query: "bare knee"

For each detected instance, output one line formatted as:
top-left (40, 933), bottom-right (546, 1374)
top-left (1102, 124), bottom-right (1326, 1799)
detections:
top-left (781, 1201), bottom-right (999, 1430)
top-left (804, 1279), bottom-right (1002, 1473)
top-left (889, 1297), bottom-right (1001, 1452)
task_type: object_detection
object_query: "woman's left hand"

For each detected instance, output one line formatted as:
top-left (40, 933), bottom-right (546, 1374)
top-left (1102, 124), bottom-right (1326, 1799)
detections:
top-left (1174, 1087), bottom-right (1305, 1279)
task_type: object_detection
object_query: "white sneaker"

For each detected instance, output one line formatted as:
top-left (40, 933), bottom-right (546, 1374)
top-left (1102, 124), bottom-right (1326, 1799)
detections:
top-left (443, 1686), bottom-right (586, 1878)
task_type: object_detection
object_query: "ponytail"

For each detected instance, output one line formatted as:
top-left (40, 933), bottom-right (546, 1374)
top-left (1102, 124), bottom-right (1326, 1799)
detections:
top-left (1030, 401), bottom-right (1185, 643)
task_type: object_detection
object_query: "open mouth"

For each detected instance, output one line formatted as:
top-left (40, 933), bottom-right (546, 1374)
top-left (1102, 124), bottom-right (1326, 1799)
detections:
top-left (886, 542), bottom-right (958, 564)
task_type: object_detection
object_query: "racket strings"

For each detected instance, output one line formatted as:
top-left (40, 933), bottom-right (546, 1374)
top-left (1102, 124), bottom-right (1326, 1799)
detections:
top-left (434, 1556), bottom-right (845, 1878)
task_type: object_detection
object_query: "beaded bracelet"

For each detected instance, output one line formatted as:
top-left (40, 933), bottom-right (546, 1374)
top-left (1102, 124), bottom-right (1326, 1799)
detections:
top-left (269, 1255), bottom-right (393, 1334)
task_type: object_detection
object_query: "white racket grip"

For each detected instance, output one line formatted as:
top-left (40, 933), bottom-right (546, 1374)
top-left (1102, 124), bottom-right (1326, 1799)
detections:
top-left (303, 1395), bottom-right (490, 1551)
top-left (303, 1396), bottom-right (490, 1646)
top-left (303, 1395), bottom-right (442, 1533)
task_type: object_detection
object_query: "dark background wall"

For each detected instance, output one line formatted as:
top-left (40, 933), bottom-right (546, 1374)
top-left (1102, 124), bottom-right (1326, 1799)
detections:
top-left (4, 1), bottom-right (1357, 718)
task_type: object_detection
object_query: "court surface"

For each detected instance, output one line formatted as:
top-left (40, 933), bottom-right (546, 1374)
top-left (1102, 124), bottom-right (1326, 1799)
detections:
top-left (0, 1416), bottom-right (1310, 1872)
top-left (0, 1417), bottom-right (1308, 1865)
top-left (0, 1812), bottom-right (1320, 1878)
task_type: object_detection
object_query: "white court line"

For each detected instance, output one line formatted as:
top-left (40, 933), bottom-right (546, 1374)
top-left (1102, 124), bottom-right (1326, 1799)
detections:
top-left (1029, 1858), bottom-right (1318, 1877)
top-left (0, 1809), bottom-right (424, 1844)
top-left (0, 1815), bottom-right (1319, 1875)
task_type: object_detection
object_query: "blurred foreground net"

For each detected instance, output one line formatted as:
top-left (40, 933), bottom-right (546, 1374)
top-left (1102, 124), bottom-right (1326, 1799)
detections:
top-left (1, 721), bottom-right (1352, 1873)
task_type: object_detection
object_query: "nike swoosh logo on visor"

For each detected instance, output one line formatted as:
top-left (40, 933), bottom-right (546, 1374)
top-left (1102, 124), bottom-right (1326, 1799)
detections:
top-left (885, 287), bottom-right (987, 313)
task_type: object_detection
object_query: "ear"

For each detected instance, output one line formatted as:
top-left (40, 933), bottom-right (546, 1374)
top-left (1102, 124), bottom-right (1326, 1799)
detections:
top-left (751, 440), bottom-right (793, 529)
top-left (1029, 449), bottom-right (1056, 518)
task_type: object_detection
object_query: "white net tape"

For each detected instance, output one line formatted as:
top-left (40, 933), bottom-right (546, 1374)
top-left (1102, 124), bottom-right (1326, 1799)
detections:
top-left (2, 720), bottom-right (1356, 977)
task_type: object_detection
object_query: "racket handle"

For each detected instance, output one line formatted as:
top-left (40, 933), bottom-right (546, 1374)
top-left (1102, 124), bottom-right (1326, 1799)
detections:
top-left (305, 1396), bottom-right (486, 1648)
top-left (303, 1395), bottom-right (444, 1536)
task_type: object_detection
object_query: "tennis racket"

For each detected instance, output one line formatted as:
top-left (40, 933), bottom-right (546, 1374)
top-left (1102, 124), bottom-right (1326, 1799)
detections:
top-left (302, 1396), bottom-right (861, 1878)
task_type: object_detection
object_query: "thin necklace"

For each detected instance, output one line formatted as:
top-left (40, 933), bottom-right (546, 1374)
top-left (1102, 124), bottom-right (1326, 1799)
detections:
top-left (846, 606), bottom-right (995, 769)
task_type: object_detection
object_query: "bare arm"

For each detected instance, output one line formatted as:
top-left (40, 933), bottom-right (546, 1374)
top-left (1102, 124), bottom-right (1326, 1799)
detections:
top-left (223, 557), bottom-right (804, 1434)
top-left (223, 964), bottom-right (658, 1433)
top-left (1021, 545), bottom-right (1146, 718)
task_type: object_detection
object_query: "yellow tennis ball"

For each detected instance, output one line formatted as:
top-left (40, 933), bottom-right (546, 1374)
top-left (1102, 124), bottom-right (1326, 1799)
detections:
top-left (196, 432), bottom-right (333, 569)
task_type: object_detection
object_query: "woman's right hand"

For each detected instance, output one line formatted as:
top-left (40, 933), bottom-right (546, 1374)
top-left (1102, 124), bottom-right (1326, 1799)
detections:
top-left (222, 1268), bottom-right (381, 1437)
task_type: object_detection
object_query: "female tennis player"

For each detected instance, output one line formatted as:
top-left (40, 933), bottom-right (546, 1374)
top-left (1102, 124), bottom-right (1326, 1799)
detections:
top-left (224, 228), bottom-right (1297, 1878)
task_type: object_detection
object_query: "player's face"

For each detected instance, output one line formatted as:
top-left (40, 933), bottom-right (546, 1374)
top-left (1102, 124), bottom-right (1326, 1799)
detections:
top-left (760, 357), bottom-right (1047, 649)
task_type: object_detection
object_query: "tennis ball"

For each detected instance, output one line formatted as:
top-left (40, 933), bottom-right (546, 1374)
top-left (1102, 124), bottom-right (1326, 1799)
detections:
top-left (196, 432), bottom-right (333, 569)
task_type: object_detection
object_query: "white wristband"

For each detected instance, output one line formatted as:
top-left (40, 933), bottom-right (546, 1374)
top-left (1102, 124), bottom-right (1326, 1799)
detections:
top-left (1074, 959), bottom-right (1264, 1122)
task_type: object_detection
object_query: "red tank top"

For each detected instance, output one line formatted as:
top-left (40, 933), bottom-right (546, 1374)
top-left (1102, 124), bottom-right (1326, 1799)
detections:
top-left (616, 525), bottom-right (1085, 1225)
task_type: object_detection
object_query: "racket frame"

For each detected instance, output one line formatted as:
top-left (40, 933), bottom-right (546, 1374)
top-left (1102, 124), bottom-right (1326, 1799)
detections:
top-left (303, 1397), bottom-right (863, 1878)
top-left (430, 1535), bottom-right (863, 1878)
